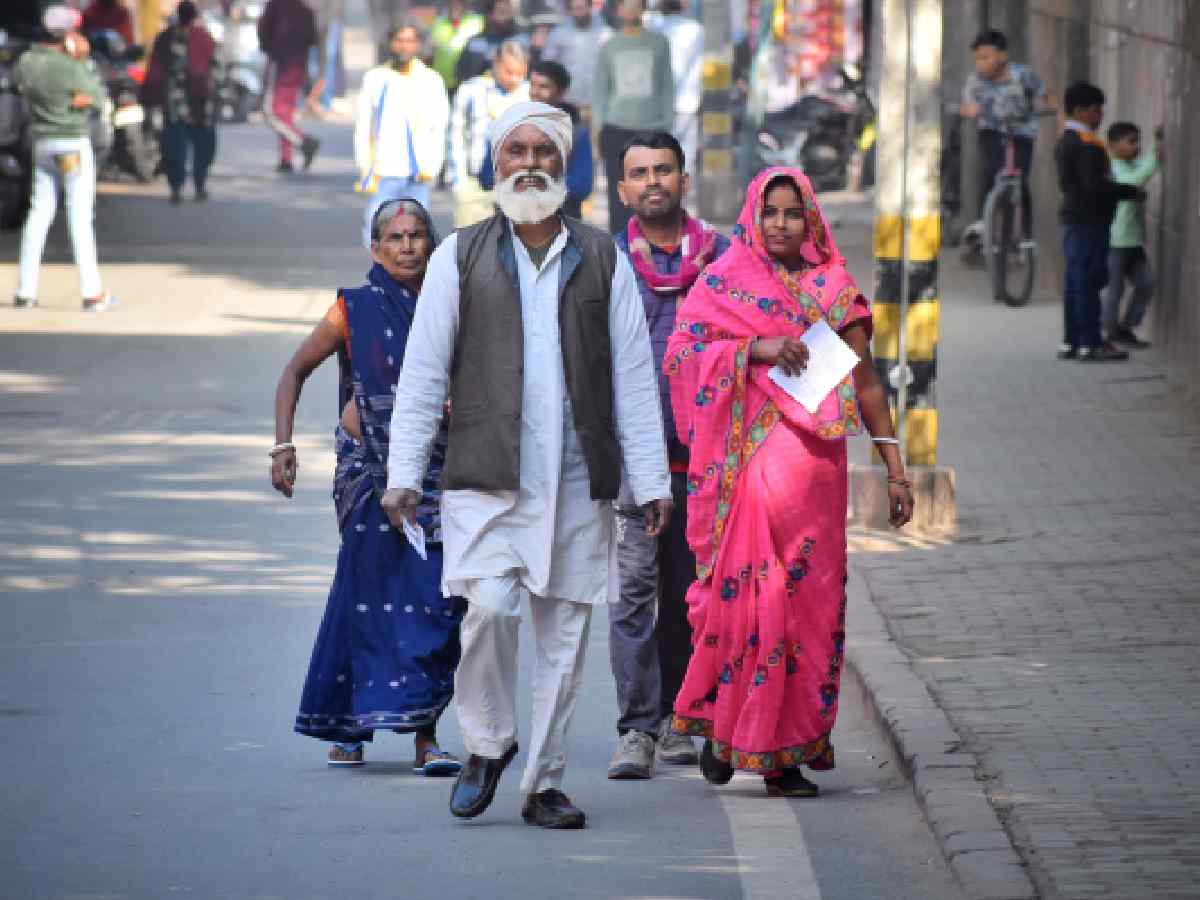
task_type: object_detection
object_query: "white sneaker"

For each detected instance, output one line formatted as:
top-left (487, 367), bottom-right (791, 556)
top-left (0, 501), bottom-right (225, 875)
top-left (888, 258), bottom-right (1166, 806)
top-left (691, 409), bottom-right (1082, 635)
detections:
top-left (607, 730), bottom-right (654, 779)
top-left (658, 719), bottom-right (699, 766)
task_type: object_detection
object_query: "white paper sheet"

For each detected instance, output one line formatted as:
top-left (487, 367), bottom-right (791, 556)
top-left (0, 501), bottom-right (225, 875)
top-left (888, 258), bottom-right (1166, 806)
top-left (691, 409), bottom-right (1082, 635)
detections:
top-left (767, 319), bottom-right (861, 414)
top-left (401, 516), bottom-right (428, 561)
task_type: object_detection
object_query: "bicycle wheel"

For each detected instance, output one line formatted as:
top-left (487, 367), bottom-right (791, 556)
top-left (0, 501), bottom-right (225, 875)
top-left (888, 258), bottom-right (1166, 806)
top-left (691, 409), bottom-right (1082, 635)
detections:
top-left (1003, 240), bottom-right (1037, 307)
top-left (1003, 192), bottom-right (1036, 307)
top-left (982, 184), bottom-right (1037, 306)
top-left (982, 183), bottom-right (1012, 303)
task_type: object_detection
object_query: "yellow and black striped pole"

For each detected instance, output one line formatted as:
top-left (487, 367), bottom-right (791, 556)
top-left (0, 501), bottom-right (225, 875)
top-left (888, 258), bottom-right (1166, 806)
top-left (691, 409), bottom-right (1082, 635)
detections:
top-left (872, 0), bottom-right (942, 467)
top-left (697, 0), bottom-right (741, 223)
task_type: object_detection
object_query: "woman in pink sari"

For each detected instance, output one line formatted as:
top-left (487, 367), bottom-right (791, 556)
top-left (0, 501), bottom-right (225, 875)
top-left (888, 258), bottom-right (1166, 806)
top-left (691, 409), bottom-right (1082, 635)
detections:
top-left (665, 168), bottom-right (914, 797)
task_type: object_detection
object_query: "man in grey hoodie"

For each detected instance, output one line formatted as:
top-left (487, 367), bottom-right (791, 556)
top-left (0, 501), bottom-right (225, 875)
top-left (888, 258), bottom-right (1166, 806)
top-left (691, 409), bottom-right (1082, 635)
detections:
top-left (592, 0), bottom-right (674, 234)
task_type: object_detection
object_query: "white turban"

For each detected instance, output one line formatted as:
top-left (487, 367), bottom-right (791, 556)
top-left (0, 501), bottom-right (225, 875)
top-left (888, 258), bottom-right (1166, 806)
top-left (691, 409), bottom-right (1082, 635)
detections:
top-left (488, 101), bottom-right (573, 166)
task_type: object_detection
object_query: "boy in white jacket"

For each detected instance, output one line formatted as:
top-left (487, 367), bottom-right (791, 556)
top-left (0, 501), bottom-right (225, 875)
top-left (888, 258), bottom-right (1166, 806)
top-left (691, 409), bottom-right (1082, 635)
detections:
top-left (355, 22), bottom-right (449, 246)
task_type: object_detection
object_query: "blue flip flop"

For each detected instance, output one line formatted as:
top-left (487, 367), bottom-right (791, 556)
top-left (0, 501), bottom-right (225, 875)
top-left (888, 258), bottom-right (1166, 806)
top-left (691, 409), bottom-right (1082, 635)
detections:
top-left (416, 748), bottom-right (463, 777)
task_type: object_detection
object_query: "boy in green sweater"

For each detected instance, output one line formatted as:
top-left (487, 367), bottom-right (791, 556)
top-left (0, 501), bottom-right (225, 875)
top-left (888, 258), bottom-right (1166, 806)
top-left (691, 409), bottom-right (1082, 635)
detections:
top-left (13, 5), bottom-right (113, 311)
top-left (1104, 122), bottom-right (1163, 348)
top-left (592, 0), bottom-right (674, 234)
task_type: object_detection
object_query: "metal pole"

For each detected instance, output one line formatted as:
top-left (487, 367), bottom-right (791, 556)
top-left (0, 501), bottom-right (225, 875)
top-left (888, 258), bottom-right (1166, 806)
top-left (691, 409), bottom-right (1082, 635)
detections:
top-left (895, 0), bottom-right (914, 465)
top-left (872, 0), bottom-right (941, 469)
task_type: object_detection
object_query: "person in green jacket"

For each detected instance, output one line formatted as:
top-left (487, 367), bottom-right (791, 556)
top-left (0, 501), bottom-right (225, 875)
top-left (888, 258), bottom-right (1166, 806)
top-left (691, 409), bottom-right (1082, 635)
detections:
top-left (1103, 121), bottom-right (1163, 349)
top-left (13, 5), bottom-right (114, 311)
top-left (430, 0), bottom-right (484, 94)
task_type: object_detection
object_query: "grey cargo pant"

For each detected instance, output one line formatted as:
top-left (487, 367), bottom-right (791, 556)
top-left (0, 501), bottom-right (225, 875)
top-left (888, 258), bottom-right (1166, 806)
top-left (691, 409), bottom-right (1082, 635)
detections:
top-left (610, 471), bottom-right (696, 736)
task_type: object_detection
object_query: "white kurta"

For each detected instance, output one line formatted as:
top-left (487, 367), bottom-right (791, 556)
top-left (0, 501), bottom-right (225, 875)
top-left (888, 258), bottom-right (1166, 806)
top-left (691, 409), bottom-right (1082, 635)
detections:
top-left (387, 221), bottom-right (671, 609)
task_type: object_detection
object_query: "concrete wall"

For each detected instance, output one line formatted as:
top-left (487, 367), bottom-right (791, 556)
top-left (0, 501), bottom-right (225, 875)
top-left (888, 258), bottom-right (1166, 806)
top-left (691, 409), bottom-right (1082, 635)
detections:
top-left (1027, 0), bottom-right (1200, 402)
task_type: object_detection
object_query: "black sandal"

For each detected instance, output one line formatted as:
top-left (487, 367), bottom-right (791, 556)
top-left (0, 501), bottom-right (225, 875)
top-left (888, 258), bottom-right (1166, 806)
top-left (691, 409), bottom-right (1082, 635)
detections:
top-left (700, 739), bottom-right (734, 785)
top-left (763, 767), bottom-right (819, 797)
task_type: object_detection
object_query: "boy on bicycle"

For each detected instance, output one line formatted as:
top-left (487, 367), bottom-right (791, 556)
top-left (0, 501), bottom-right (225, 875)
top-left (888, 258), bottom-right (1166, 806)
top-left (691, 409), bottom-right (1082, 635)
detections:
top-left (1104, 122), bottom-right (1163, 349)
top-left (960, 29), bottom-right (1053, 241)
top-left (1054, 82), bottom-right (1142, 363)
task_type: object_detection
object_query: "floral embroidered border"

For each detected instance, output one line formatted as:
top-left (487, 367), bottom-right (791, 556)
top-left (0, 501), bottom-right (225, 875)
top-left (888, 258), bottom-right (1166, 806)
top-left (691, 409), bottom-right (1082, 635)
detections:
top-left (672, 714), bottom-right (836, 773)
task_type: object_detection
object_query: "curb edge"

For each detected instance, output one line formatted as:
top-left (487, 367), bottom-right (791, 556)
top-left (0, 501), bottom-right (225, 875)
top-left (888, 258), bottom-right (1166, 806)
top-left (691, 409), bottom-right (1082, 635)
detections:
top-left (844, 567), bottom-right (1039, 900)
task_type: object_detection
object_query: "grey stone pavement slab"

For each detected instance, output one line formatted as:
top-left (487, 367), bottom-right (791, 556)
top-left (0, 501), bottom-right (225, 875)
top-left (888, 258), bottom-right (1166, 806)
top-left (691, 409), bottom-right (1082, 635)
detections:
top-left (831, 201), bottom-right (1200, 900)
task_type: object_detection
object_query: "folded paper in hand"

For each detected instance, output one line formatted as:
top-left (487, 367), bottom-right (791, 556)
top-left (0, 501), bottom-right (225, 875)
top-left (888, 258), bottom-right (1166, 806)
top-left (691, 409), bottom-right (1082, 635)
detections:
top-left (401, 516), bottom-right (428, 561)
top-left (767, 319), bottom-right (860, 414)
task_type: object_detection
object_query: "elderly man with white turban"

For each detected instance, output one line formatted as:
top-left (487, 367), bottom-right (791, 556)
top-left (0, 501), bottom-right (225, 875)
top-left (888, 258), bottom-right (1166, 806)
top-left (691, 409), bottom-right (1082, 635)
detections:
top-left (382, 101), bottom-right (672, 829)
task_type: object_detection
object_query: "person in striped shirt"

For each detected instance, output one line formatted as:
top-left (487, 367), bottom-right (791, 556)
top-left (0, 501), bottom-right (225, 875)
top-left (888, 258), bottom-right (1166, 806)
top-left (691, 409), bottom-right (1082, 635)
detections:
top-left (446, 40), bottom-right (530, 228)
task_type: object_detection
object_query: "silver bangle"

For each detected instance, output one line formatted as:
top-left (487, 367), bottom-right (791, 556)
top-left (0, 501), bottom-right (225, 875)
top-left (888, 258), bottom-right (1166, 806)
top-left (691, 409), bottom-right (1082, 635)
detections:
top-left (871, 437), bottom-right (900, 446)
top-left (269, 441), bottom-right (296, 458)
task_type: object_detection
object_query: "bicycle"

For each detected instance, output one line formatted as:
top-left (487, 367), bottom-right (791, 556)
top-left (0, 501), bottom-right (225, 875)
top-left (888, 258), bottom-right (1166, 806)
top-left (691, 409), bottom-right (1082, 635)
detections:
top-left (962, 110), bottom-right (1055, 306)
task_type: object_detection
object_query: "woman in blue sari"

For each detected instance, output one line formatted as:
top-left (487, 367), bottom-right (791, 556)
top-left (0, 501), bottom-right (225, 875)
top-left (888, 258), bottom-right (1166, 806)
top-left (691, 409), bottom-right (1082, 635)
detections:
top-left (271, 199), bottom-right (464, 774)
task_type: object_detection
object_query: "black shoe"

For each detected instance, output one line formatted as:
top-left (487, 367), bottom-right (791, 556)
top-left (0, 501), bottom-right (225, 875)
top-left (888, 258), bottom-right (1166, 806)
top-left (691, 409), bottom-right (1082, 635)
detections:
top-left (521, 789), bottom-right (586, 829)
top-left (1078, 343), bottom-right (1129, 362)
top-left (699, 739), bottom-right (734, 785)
top-left (1056, 342), bottom-right (1077, 360)
top-left (194, 187), bottom-right (208, 202)
top-left (764, 768), bottom-right (819, 798)
top-left (13, 295), bottom-right (36, 309)
top-left (169, 188), bottom-right (182, 205)
top-left (1110, 327), bottom-right (1150, 349)
top-left (276, 161), bottom-right (294, 174)
top-left (301, 136), bottom-right (320, 170)
top-left (449, 743), bottom-right (517, 818)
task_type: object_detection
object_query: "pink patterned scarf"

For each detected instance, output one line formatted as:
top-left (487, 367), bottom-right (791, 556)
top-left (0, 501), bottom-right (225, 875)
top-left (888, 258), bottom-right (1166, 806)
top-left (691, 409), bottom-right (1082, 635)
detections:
top-left (666, 168), bottom-right (870, 440)
top-left (626, 212), bottom-right (720, 294)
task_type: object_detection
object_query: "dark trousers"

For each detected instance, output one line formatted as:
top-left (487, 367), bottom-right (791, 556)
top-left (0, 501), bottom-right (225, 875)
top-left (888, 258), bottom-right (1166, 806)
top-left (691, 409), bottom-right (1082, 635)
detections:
top-left (1104, 246), bottom-right (1154, 333)
top-left (610, 471), bottom-right (695, 735)
top-left (1062, 223), bottom-right (1110, 349)
top-left (162, 122), bottom-right (216, 192)
top-left (979, 130), bottom-right (1034, 236)
top-left (600, 124), bottom-right (638, 235)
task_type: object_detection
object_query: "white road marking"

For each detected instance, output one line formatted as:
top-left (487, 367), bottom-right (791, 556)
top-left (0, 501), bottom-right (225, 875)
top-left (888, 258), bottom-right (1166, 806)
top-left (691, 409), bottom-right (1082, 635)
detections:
top-left (720, 783), bottom-right (823, 899)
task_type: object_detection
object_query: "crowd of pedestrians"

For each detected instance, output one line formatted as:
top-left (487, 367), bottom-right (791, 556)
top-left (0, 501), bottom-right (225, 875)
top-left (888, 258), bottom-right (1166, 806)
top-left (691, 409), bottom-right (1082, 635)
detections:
top-left (270, 91), bottom-right (916, 827)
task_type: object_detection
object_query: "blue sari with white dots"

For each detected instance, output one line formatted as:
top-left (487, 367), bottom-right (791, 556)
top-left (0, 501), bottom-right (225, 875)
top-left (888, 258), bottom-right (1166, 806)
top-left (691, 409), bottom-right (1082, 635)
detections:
top-left (294, 264), bottom-right (465, 743)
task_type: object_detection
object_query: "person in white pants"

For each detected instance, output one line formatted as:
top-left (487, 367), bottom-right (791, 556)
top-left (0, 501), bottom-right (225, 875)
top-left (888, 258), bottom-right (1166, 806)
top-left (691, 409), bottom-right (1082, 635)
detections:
top-left (383, 101), bottom-right (672, 830)
top-left (649, 0), bottom-right (703, 178)
top-left (18, 139), bottom-right (105, 308)
top-left (13, 8), bottom-right (112, 311)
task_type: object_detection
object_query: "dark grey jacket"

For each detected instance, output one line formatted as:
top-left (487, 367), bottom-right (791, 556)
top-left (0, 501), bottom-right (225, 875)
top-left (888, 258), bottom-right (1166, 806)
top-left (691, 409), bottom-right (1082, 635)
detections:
top-left (443, 213), bottom-right (621, 500)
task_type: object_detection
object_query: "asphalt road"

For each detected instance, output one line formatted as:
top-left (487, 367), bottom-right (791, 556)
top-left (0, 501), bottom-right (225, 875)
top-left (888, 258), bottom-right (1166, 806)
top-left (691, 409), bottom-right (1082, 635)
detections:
top-left (0, 117), bottom-right (963, 900)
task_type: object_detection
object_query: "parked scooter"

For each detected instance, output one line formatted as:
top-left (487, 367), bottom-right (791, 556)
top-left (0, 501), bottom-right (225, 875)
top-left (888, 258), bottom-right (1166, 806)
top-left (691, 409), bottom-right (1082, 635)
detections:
top-left (203, 2), bottom-right (264, 124)
top-left (754, 65), bottom-right (875, 193)
top-left (755, 95), bottom-right (846, 192)
top-left (0, 29), bottom-right (31, 230)
top-left (840, 63), bottom-right (876, 190)
top-left (87, 28), bottom-right (156, 182)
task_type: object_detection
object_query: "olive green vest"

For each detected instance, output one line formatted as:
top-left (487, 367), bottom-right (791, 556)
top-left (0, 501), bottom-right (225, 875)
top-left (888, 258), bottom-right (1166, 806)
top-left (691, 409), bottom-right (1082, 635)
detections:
top-left (444, 213), bottom-right (621, 500)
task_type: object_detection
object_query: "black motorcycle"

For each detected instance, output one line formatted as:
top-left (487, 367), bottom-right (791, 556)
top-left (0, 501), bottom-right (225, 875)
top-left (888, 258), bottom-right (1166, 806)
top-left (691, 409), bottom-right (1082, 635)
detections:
top-left (755, 94), bottom-right (849, 192)
top-left (0, 30), bottom-right (31, 230)
top-left (87, 28), bottom-right (156, 182)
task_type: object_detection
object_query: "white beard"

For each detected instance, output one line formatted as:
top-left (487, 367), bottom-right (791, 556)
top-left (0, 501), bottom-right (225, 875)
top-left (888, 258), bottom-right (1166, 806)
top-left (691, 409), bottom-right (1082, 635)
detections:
top-left (493, 170), bottom-right (569, 225)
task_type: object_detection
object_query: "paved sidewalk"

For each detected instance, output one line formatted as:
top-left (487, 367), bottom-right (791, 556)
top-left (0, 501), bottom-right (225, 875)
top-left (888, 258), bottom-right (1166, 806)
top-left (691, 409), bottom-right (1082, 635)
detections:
top-left (840, 205), bottom-right (1200, 899)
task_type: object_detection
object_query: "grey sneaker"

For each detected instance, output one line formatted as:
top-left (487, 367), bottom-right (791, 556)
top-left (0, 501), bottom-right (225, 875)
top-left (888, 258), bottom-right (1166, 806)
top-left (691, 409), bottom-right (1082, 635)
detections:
top-left (607, 730), bottom-right (654, 779)
top-left (657, 716), bottom-right (699, 765)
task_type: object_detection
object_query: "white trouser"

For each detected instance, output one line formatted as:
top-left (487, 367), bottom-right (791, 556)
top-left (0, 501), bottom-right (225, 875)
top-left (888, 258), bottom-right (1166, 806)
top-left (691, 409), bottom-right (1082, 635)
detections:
top-left (675, 111), bottom-right (700, 178)
top-left (18, 137), bottom-right (101, 300)
top-left (455, 574), bottom-right (592, 796)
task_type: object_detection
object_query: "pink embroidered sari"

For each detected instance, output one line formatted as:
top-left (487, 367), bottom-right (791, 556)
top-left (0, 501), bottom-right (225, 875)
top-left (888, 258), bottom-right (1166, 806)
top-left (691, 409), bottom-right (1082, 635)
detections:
top-left (665, 168), bottom-right (872, 774)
